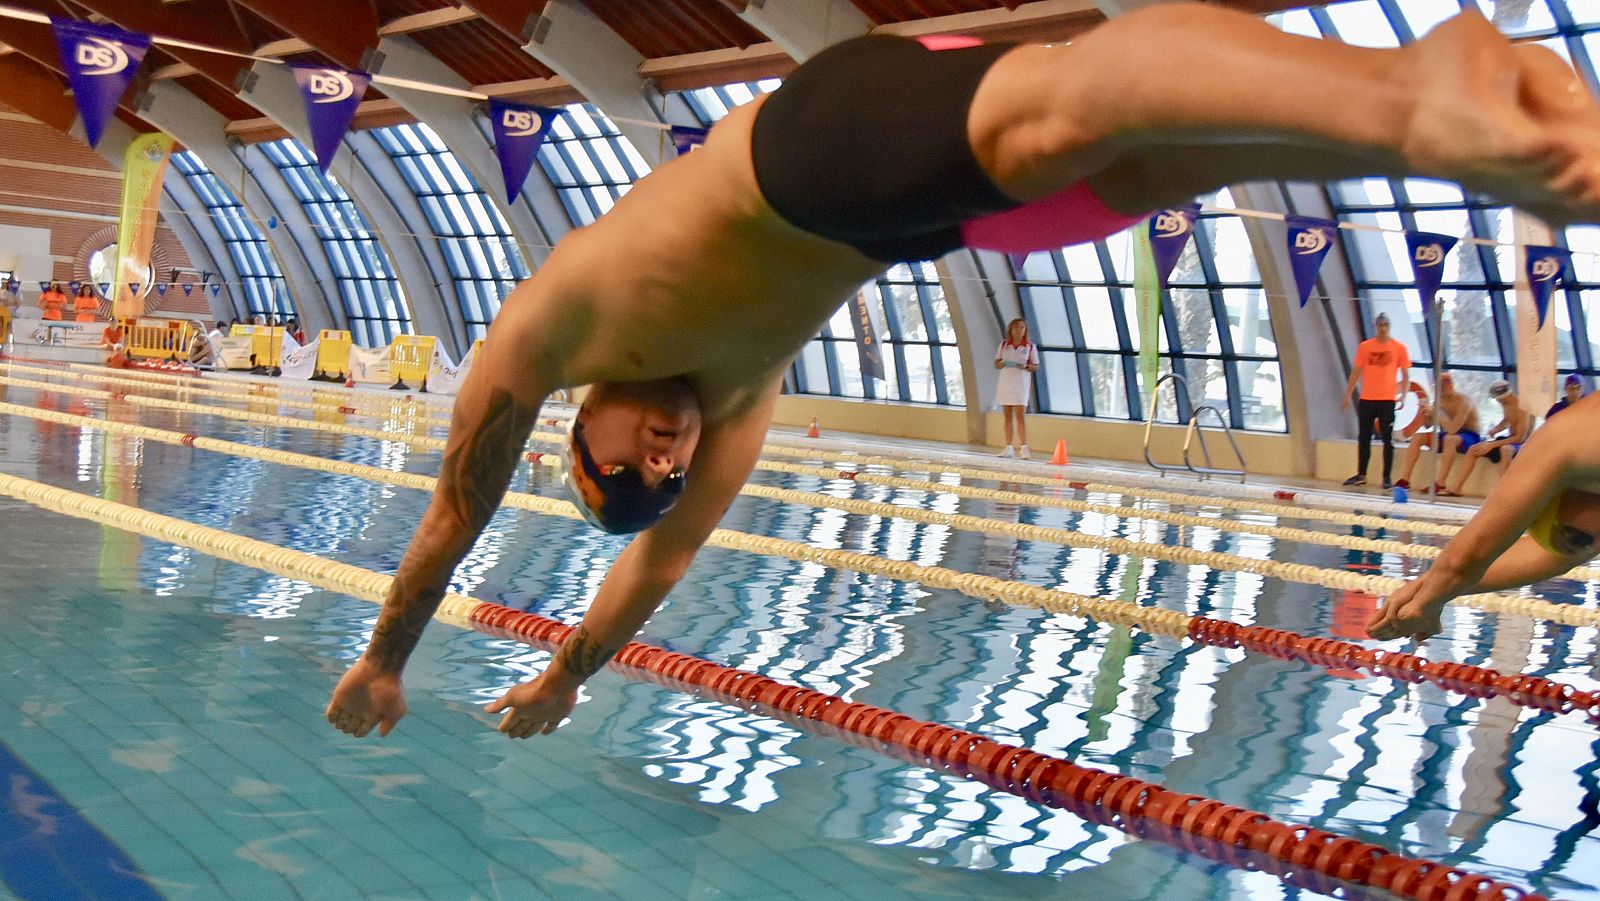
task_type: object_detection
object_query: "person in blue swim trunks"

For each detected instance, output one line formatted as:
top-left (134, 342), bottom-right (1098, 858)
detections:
top-left (1394, 372), bottom-right (1481, 493)
top-left (1437, 379), bottom-right (1533, 497)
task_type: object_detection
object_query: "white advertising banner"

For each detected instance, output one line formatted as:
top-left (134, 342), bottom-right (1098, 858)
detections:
top-left (278, 335), bottom-right (319, 381)
top-left (349, 344), bottom-right (392, 385)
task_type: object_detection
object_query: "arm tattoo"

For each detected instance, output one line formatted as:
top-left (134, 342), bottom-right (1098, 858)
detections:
top-left (437, 389), bottom-right (539, 529)
top-left (365, 388), bottom-right (539, 673)
top-left (365, 569), bottom-right (449, 672)
top-left (557, 625), bottom-right (621, 680)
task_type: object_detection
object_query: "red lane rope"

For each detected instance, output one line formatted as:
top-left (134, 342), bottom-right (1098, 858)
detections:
top-left (1188, 618), bottom-right (1600, 720)
top-left (467, 602), bottom-right (1545, 901)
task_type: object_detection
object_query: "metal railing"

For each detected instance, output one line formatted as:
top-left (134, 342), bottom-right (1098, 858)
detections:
top-left (1143, 373), bottom-right (1247, 482)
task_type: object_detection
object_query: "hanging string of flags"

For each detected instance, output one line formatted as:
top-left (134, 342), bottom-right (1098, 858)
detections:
top-left (14, 9), bottom-right (1586, 306)
top-left (4, 279), bottom-right (223, 299)
top-left (37, 13), bottom-right (711, 189)
top-left (1113, 210), bottom-right (1577, 312)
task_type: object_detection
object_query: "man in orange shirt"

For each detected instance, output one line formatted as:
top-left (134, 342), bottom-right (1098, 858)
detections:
top-left (1340, 312), bottom-right (1412, 489)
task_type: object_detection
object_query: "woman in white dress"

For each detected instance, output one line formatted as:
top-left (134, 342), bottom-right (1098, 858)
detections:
top-left (994, 318), bottom-right (1039, 458)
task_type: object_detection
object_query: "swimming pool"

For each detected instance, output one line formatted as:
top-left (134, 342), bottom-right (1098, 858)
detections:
top-left (0, 364), bottom-right (1595, 900)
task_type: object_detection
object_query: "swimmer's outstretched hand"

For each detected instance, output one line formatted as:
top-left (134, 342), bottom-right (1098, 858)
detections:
top-left (485, 675), bottom-right (577, 739)
top-left (326, 658), bottom-right (408, 738)
top-left (1366, 578), bottom-right (1446, 642)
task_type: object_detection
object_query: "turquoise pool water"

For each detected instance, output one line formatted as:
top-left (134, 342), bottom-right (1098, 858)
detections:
top-left (0, 372), bottom-right (1596, 900)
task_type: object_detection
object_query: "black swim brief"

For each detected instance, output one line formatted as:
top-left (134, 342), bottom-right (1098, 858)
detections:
top-left (750, 34), bottom-right (1020, 263)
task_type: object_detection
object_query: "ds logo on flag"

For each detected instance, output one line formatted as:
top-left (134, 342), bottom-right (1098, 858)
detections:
top-left (75, 38), bottom-right (129, 75)
top-left (1531, 257), bottom-right (1562, 281)
top-left (307, 71), bottom-right (353, 103)
top-left (1413, 244), bottom-right (1444, 267)
top-left (500, 109), bottom-right (543, 137)
top-left (1293, 229), bottom-right (1328, 254)
top-left (1153, 210), bottom-right (1191, 237)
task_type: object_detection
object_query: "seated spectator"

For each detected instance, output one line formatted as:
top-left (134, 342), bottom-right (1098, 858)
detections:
top-left (1439, 379), bottom-right (1534, 496)
top-left (38, 283), bottom-right (66, 321)
top-left (187, 325), bottom-right (215, 369)
top-left (1394, 372), bottom-right (1481, 492)
top-left (208, 320), bottom-right (227, 343)
top-left (286, 317), bottom-right (306, 346)
top-left (1545, 374), bottom-right (1585, 420)
top-left (72, 284), bottom-right (99, 322)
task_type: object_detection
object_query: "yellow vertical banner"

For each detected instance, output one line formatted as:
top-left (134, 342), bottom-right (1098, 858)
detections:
top-left (114, 133), bottom-right (177, 320)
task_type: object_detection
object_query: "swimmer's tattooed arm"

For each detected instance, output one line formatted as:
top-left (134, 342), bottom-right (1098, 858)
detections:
top-left (555, 625), bottom-right (623, 680)
top-left (364, 387), bottom-right (541, 672)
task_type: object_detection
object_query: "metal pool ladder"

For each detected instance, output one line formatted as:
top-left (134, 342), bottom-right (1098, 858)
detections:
top-left (1142, 373), bottom-right (1247, 482)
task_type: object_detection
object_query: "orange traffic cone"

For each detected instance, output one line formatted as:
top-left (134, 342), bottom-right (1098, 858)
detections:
top-left (806, 416), bottom-right (820, 439)
top-left (344, 374), bottom-right (355, 388)
top-left (1049, 439), bottom-right (1069, 466)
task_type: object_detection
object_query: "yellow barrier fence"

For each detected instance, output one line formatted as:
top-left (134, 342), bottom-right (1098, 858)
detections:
top-left (314, 329), bottom-right (352, 381)
top-left (228, 324), bottom-right (285, 369)
top-left (125, 317), bottom-right (198, 360)
top-left (390, 335), bottom-right (436, 390)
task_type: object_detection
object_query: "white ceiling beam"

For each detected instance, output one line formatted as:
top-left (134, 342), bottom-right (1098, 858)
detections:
top-left (379, 6), bottom-right (478, 37)
top-left (732, 0), bottom-right (870, 62)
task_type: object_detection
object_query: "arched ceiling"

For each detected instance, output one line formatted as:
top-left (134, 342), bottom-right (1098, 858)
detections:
top-left (0, 0), bottom-right (1332, 146)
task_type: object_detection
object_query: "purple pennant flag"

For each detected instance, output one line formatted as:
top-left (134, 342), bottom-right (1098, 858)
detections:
top-left (98, 282), bottom-right (110, 296)
top-left (291, 65), bottom-right (370, 173)
top-left (208, 284), bottom-right (221, 298)
top-left (1148, 204), bottom-right (1201, 290)
top-left (52, 19), bottom-right (151, 148)
top-left (1525, 245), bottom-right (1572, 331)
top-left (669, 125), bottom-right (708, 156)
top-left (1405, 231), bottom-right (1457, 319)
top-left (182, 283), bottom-right (193, 296)
top-left (69, 281), bottom-right (81, 293)
top-left (38, 282), bottom-right (49, 293)
top-left (1284, 215), bottom-right (1338, 308)
top-left (487, 99), bottom-right (556, 203)
top-left (129, 283), bottom-right (140, 296)
top-left (155, 283), bottom-right (168, 296)
top-left (6, 281), bottom-right (17, 293)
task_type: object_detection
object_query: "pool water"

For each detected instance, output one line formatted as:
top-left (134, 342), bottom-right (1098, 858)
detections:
top-left (0, 372), bottom-right (1596, 900)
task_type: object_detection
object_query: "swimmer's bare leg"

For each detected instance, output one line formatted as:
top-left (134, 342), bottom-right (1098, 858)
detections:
top-left (966, 4), bottom-right (1600, 225)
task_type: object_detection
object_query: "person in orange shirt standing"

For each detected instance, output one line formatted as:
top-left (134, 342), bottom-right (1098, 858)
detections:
top-left (38, 283), bottom-right (67, 321)
top-left (1340, 312), bottom-right (1412, 489)
top-left (72, 284), bottom-right (99, 322)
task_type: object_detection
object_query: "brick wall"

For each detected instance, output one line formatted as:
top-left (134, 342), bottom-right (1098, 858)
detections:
top-left (0, 107), bottom-right (198, 315)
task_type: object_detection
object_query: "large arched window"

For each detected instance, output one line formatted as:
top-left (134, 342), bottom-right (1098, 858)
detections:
top-left (788, 262), bottom-right (965, 404)
top-left (1015, 192), bottom-right (1283, 431)
top-left (681, 83), bottom-right (965, 405)
top-left (168, 151), bottom-right (289, 318)
top-left (259, 139), bottom-right (410, 346)
top-left (534, 104), bottom-right (652, 227)
top-left (1277, 0), bottom-right (1600, 423)
top-left (372, 123), bottom-right (531, 342)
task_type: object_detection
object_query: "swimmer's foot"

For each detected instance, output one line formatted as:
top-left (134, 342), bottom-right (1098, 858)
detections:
top-left (1402, 10), bottom-right (1600, 226)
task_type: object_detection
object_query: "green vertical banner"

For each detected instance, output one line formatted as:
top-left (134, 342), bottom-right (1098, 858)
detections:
top-left (1133, 224), bottom-right (1162, 409)
top-left (1133, 205), bottom-right (1200, 413)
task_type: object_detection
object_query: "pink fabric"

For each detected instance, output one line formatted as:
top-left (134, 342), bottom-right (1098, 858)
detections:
top-left (961, 181), bottom-right (1148, 253)
top-left (916, 34), bottom-right (983, 51)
